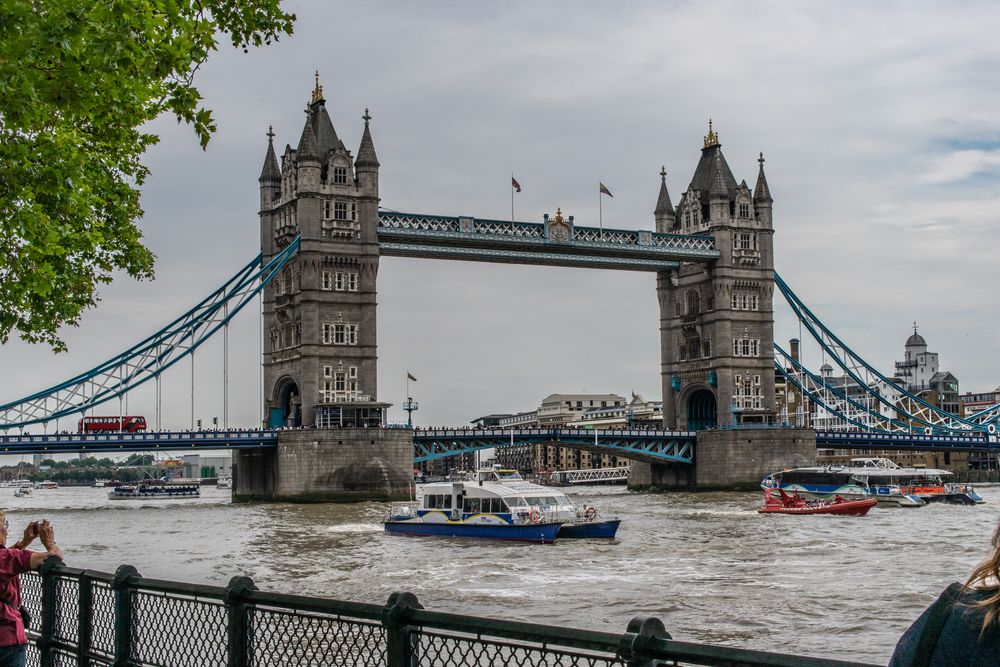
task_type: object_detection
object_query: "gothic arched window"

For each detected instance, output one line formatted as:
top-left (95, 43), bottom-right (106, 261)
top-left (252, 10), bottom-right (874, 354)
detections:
top-left (686, 290), bottom-right (700, 316)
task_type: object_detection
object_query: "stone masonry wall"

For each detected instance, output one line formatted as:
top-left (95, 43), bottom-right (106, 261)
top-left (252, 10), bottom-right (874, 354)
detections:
top-left (630, 429), bottom-right (816, 490)
top-left (234, 428), bottom-right (413, 502)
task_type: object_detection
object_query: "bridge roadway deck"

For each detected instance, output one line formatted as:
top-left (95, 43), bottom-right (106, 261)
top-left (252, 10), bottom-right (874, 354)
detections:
top-left (0, 429), bottom-right (279, 455)
top-left (413, 427), bottom-right (696, 464)
top-left (0, 428), bottom-right (994, 457)
top-left (815, 430), bottom-right (999, 452)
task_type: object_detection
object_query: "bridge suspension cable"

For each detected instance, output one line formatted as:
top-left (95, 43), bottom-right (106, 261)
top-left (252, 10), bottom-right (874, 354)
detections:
top-left (0, 238), bottom-right (301, 430)
top-left (773, 272), bottom-right (999, 433)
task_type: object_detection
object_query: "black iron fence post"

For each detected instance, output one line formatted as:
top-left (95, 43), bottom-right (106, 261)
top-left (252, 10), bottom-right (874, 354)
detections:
top-left (38, 555), bottom-right (63, 667)
top-left (76, 571), bottom-right (95, 667)
top-left (111, 565), bottom-right (139, 667)
top-left (618, 616), bottom-right (671, 667)
top-left (381, 591), bottom-right (423, 667)
top-left (224, 575), bottom-right (257, 667)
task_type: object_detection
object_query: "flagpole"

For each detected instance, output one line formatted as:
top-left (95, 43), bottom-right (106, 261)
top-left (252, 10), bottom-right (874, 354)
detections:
top-left (599, 183), bottom-right (603, 240)
top-left (511, 172), bottom-right (514, 222)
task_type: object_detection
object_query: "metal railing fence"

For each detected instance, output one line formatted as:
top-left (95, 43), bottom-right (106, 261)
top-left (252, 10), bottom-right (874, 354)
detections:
top-left (19, 559), bottom-right (880, 667)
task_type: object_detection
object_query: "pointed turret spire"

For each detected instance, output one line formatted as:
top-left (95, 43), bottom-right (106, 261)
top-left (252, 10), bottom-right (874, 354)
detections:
top-left (754, 152), bottom-right (772, 203)
top-left (259, 125), bottom-right (281, 182)
top-left (654, 166), bottom-right (675, 217)
top-left (709, 151), bottom-right (728, 199)
top-left (356, 108), bottom-right (380, 169)
top-left (296, 105), bottom-right (320, 162)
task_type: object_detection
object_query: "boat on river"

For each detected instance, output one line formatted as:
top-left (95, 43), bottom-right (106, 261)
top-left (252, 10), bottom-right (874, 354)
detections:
top-left (384, 468), bottom-right (620, 543)
top-left (761, 458), bottom-right (982, 507)
top-left (758, 488), bottom-right (877, 516)
top-left (108, 482), bottom-right (201, 500)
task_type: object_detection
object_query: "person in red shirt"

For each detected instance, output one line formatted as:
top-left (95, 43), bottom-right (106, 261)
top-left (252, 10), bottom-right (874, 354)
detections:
top-left (0, 514), bottom-right (63, 667)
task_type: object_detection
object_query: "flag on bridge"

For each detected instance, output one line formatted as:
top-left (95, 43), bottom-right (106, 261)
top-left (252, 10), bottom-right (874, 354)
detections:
top-left (599, 182), bottom-right (613, 197)
top-left (511, 176), bottom-right (521, 193)
top-left (407, 372), bottom-right (418, 382)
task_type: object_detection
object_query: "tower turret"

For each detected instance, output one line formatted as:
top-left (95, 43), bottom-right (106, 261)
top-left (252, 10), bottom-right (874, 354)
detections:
top-left (708, 151), bottom-right (730, 225)
top-left (753, 152), bottom-right (773, 228)
top-left (295, 108), bottom-right (322, 194)
top-left (259, 126), bottom-right (281, 212)
top-left (654, 166), bottom-right (675, 233)
top-left (355, 108), bottom-right (380, 244)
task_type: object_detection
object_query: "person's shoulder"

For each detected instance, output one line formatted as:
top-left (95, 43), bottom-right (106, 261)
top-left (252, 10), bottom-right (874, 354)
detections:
top-left (891, 585), bottom-right (999, 667)
top-left (0, 547), bottom-right (32, 574)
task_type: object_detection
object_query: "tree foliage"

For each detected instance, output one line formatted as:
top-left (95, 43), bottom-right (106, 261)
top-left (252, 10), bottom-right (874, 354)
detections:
top-left (0, 0), bottom-right (295, 350)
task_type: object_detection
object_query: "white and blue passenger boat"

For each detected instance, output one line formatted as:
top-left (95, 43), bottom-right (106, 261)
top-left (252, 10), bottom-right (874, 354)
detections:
top-left (762, 458), bottom-right (983, 507)
top-left (384, 468), bottom-right (621, 543)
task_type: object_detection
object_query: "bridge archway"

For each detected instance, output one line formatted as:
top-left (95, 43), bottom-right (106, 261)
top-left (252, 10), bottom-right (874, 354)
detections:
top-left (270, 378), bottom-right (302, 428)
top-left (686, 389), bottom-right (717, 431)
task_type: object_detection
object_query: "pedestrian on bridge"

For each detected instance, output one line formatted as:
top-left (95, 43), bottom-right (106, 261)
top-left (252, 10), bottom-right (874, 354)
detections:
top-left (0, 515), bottom-right (63, 667)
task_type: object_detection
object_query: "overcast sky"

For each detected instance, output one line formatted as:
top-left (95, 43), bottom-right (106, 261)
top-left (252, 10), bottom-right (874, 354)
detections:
top-left (4, 1), bottom-right (1000, 434)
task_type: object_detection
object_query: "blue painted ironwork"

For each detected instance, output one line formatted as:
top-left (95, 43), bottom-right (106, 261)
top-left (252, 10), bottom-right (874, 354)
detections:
top-left (377, 211), bottom-right (719, 270)
top-left (816, 430), bottom-right (999, 452)
top-left (412, 428), bottom-right (695, 464)
top-left (774, 272), bottom-right (998, 433)
top-left (0, 238), bottom-right (301, 431)
top-left (0, 429), bottom-right (278, 455)
top-left (774, 343), bottom-right (914, 433)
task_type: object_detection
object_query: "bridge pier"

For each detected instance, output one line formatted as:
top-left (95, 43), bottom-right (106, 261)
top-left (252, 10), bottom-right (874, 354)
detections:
top-left (629, 429), bottom-right (815, 491)
top-left (233, 428), bottom-right (412, 502)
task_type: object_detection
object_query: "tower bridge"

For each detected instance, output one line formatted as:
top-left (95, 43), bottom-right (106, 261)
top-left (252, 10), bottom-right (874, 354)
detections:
top-left (3, 76), bottom-right (998, 499)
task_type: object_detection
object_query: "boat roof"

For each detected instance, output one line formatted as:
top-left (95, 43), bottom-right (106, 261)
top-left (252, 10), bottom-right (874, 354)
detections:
top-left (773, 463), bottom-right (952, 477)
top-left (418, 470), bottom-right (569, 499)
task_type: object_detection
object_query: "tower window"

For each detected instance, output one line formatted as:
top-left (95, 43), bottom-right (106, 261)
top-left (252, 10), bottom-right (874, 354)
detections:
top-left (333, 167), bottom-right (347, 184)
top-left (334, 202), bottom-right (348, 220)
top-left (335, 272), bottom-right (345, 290)
top-left (739, 203), bottom-right (750, 218)
top-left (321, 271), bottom-right (332, 290)
top-left (347, 272), bottom-right (358, 291)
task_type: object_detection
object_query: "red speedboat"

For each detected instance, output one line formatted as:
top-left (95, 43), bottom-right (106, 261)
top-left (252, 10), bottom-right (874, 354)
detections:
top-left (758, 488), bottom-right (877, 516)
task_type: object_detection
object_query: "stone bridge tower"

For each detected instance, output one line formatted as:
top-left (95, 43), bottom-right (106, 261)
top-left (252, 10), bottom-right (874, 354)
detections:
top-left (655, 122), bottom-right (776, 430)
top-left (258, 75), bottom-right (388, 429)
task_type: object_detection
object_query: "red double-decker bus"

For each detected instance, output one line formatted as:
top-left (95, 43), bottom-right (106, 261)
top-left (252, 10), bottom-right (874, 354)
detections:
top-left (77, 416), bottom-right (148, 433)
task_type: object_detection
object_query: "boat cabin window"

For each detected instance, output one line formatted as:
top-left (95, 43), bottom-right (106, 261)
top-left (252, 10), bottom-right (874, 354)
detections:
top-left (779, 471), bottom-right (849, 486)
top-left (424, 494), bottom-right (452, 509)
top-left (523, 496), bottom-right (559, 507)
top-left (506, 497), bottom-right (527, 507)
top-left (463, 497), bottom-right (507, 513)
top-left (463, 497), bottom-right (482, 513)
top-left (494, 470), bottom-right (523, 481)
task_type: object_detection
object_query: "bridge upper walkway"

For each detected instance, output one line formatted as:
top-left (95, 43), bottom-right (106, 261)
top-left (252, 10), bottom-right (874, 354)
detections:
top-left (377, 211), bottom-right (719, 271)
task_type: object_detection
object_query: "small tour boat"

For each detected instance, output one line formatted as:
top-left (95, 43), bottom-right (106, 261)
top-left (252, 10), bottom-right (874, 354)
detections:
top-left (33, 480), bottom-right (59, 490)
top-left (758, 488), bottom-right (877, 516)
top-left (216, 476), bottom-right (232, 490)
top-left (384, 468), bottom-right (620, 543)
top-left (13, 487), bottom-right (31, 498)
top-left (108, 482), bottom-right (201, 500)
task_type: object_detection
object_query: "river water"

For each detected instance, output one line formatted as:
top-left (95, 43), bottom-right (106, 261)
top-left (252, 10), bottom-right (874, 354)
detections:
top-left (5, 484), bottom-right (999, 664)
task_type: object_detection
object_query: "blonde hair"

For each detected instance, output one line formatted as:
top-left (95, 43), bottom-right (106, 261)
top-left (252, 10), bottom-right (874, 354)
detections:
top-left (965, 520), bottom-right (1000, 631)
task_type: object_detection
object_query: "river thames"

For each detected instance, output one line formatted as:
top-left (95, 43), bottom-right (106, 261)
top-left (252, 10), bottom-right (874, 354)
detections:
top-left (6, 483), bottom-right (999, 664)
